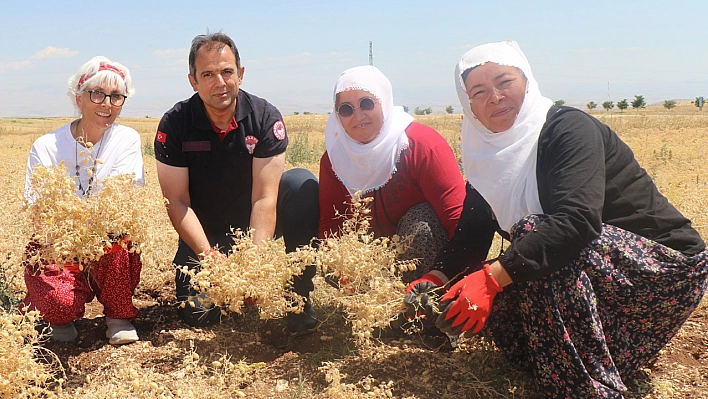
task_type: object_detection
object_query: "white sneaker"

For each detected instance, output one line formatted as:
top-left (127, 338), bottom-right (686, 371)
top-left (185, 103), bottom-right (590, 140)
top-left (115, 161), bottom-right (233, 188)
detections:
top-left (49, 322), bottom-right (78, 342)
top-left (105, 317), bottom-right (139, 345)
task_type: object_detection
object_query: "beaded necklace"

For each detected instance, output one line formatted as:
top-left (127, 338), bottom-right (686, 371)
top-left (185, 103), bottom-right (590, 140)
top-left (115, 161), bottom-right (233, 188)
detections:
top-left (74, 119), bottom-right (104, 196)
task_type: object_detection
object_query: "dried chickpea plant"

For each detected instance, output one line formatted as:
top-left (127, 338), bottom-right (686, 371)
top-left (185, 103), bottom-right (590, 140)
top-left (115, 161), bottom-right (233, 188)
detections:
top-left (69, 343), bottom-right (264, 399)
top-left (180, 343), bottom-right (265, 396)
top-left (181, 229), bottom-right (316, 319)
top-left (316, 194), bottom-right (416, 345)
top-left (316, 362), bottom-right (396, 399)
top-left (0, 308), bottom-right (64, 398)
top-left (23, 163), bottom-right (163, 270)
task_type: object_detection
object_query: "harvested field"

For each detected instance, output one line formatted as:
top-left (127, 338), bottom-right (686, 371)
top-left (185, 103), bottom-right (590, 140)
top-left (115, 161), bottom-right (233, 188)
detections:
top-left (1, 105), bottom-right (707, 398)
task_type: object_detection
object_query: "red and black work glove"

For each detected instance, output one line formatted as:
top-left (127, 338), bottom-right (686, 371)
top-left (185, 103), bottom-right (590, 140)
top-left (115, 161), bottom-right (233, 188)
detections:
top-left (324, 271), bottom-right (355, 295)
top-left (404, 271), bottom-right (449, 321)
top-left (435, 263), bottom-right (502, 335)
top-left (198, 247), bottom-right (227, 261)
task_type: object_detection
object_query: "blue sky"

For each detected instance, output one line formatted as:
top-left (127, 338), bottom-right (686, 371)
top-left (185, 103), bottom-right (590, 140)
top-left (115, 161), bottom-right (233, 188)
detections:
top-left (1, 1), bottom-right (707, 117)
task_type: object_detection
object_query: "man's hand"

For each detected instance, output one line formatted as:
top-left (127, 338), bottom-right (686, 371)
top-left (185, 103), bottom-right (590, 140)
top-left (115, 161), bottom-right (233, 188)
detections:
top-left (324, 271), bottom-right (356, 295)
top-left (435, 263), bottom-right (502, 335)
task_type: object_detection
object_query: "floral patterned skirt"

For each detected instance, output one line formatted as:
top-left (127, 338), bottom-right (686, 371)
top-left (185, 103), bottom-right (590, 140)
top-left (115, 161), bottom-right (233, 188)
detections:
top-left (396, 202), bottom-right (448, 283)
top-left (486, 215), bottom-right (708, 398)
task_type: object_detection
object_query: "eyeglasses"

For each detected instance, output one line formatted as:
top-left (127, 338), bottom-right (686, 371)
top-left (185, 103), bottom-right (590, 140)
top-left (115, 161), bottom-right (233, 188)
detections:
top-left (336, 97), bottom-right (376, 118)
top-left (86, 90), bottom-right (127, 106)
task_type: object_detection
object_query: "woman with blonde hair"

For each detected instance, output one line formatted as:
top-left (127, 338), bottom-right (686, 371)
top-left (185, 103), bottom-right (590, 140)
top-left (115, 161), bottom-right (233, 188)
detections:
top-left (22, 56), bottom-right (144, 345)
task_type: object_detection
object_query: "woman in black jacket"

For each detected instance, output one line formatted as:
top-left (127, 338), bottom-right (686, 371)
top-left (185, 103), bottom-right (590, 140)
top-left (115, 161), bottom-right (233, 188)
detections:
top-left (404, 40), bottom-right (707, 398)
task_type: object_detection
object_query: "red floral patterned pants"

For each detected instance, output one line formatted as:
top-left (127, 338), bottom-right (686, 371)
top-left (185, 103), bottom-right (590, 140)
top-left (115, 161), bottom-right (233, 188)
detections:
top-left (21, 242), bottom-right (142, 325)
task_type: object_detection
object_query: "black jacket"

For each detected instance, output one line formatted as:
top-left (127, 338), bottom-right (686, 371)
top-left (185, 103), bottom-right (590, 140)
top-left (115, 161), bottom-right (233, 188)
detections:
top-left (433, 106), bottom-right (705, 283)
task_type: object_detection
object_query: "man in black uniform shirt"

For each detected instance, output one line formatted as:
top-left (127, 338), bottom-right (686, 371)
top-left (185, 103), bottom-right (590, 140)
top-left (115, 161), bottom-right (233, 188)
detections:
top-left (154, 32), bottom-right (319, 336)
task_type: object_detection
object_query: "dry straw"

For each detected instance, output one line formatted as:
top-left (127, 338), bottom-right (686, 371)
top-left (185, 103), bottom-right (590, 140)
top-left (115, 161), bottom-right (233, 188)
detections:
top-left (316, 194), bottom-right (416, 345)
top-left (182, 194), bottom-right (415, 345)
top-left (181, 230), bottom-right (315, 319)
top-left (69, 343), bottom-right (263, 399)
top-left (317, 362), bottom-right (396, 398)
top-left (0, 308), bottom-right (64, 398)
top-left (24, 163), bottom-right (163, 270)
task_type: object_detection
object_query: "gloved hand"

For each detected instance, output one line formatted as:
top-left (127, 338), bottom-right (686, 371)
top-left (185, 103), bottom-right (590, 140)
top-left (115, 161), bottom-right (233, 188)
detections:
top-left (404, 271), bottom-right (449, 320)
top-left (199, 247), bottom-right (227, 261)
top-left (435, 263), bottom-right (502, 335)
top-left (324, 271), bottom-right (355, 295)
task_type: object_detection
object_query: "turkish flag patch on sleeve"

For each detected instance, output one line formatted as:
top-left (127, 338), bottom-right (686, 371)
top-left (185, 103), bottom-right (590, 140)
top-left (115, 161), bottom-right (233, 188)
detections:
top-left (156, 131), bottom-right (167, 143)
top-left (273, 120), bottom-right (286, 140)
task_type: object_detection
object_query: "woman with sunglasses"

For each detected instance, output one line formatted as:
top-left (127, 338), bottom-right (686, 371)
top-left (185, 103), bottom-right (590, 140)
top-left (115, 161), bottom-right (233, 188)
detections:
top-left (22, 56), bottom-right (145, 345)
top-left (319, 65), bottom-right (466, 283)
top-left (405, 40), bottom-right (708, 397)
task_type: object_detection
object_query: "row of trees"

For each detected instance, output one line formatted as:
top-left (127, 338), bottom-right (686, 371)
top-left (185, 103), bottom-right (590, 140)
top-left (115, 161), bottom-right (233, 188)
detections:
top-left (293, 96), bottom-right (704, 115)
top-left (415, 105), bottom-right (455, 114)
top-left (417, 96), bottom-right (702, 115)
top-left (424, 97), bottom-right (703, 114)
top-left (416, 96), bottom-right (704, 115)
top-left (582, 96), bottom-right (704, 112)
top-left (583, 96), bottom-right (645, 112)
top-left (583, 95), bottom-right (646, 112)
top-left (415, 106), bottom-right (457, 115)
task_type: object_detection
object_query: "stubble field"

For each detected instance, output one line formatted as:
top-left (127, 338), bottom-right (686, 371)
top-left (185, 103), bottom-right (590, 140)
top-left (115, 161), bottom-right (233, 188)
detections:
top-left (1, 104), bottom-right (707, 398)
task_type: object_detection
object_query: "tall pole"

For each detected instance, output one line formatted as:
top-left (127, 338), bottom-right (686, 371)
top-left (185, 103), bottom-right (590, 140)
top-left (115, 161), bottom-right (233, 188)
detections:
top-left (369, 41), bottom-right (373, 66)
top-left (607, 82), bottom-right (611, 102)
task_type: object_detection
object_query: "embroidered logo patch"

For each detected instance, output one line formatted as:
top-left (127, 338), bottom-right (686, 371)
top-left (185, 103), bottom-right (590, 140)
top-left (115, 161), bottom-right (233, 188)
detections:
top-left (245, 135), bottom-right (259, 155)
top-left (182, 141), bottom-right (211, 152)
top-left (273, 120), bottom-right (286, 140)
top-left (156, 131), bottom-right (167, 143)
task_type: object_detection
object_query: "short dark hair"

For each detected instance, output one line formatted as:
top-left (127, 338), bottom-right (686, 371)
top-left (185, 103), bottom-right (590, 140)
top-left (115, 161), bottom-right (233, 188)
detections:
top-left (188, 31), bottom-right (241, 78)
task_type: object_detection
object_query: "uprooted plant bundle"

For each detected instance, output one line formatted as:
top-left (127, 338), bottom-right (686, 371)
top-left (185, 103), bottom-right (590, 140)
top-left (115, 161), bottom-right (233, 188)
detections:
top-left (23, 163), bottom-right (163, 270)
top-left (316, 195), bottom-right (416, 346)
top-left (180, 230), bottom-right (316, 319)
top-left (181, 194), bottom-right (415, 345)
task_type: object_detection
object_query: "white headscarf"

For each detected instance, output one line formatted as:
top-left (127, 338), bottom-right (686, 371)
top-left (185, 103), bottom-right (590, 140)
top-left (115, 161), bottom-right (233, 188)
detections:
top-left (455, 40), bottom-right (554, 232)
top-left (325, 66), bottom-right (414, 195)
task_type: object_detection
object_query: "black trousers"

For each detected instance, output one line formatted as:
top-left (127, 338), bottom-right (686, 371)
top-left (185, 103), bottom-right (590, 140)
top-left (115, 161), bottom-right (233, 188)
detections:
top-left (174, 168), bottom-right (319, 326)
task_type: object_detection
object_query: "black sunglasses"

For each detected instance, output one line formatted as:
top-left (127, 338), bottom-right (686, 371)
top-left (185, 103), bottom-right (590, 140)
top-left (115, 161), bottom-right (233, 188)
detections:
top-left (336, 97), bottom-right (376, 118)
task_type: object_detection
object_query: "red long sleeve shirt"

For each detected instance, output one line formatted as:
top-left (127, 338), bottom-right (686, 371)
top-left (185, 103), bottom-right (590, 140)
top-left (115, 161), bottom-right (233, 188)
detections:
top-left (318, 122), bottom-right (466, 239)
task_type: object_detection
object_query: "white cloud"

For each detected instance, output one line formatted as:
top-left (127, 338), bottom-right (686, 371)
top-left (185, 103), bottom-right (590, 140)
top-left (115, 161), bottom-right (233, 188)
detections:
top-left (32, 46), bottom-right (79, 60)
top-left (0, 60), bottom-right (33, 73)
top-left (153, 48), bottom-right (189, 59)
